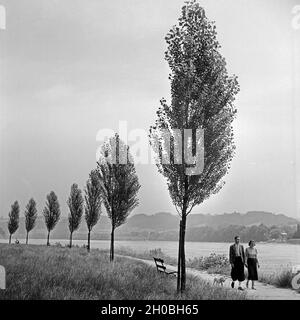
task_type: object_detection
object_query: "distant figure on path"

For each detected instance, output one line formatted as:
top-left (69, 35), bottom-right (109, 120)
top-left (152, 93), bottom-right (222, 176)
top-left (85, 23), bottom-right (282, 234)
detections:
top-left (245, 240), bottom-right (259, 289)
top-left (229, 235), bottom-right (246, 290)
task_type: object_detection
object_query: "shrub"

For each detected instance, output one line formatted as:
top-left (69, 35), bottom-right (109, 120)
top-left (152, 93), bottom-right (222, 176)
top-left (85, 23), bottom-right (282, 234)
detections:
top-left (187, 253), bottom-right (230, 275)
top-left (54, 242), bottom-right (63, 247)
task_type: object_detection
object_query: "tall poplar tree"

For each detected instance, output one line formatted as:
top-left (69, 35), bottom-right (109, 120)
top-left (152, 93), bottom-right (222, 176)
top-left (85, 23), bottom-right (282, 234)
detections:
top-left (149, 0), bottom-right (239, 292)
top-left (24, 198), bottom-right (37, 244)
top-left (67, 183), bottom-right (84, 248)
top-left (84, 170), bottom-right (102, 252)
top-left (43, 191), bottom-right (61, 246)
top-left (97, 134), bottom-right (140, 261)
top-left (8, 201), bottom-right (20, 244)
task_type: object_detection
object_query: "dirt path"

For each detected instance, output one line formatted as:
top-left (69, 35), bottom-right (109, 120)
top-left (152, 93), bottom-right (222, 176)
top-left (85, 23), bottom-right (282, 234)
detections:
top-left (117, 255), bottom-right (300, 300)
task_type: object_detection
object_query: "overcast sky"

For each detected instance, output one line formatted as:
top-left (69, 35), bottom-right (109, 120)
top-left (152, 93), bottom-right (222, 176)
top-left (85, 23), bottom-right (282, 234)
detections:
top-left (0, 0), bottom-right (299, 219)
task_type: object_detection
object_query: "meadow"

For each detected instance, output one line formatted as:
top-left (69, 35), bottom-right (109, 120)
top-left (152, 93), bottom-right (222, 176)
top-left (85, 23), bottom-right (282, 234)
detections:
top-left (112, 246), bottom-right (294, 289)
top-left (0, 244), bottom-right (247, 300)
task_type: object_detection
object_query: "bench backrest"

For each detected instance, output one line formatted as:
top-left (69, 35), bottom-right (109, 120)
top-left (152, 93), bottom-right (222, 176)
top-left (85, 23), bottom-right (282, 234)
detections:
top-left (153, 257), bottom-right (166, 272)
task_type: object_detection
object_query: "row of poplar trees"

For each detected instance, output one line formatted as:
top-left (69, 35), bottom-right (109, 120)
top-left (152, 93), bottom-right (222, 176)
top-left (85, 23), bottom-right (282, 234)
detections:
top-left (7, 0), bottom-right (239, 293)
top-left (7, 134), bottom-right (141, 261)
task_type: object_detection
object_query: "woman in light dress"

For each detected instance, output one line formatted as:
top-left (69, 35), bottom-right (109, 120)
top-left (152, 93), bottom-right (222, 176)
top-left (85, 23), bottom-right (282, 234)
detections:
top-left (245, 240), bottom-right (260, 289)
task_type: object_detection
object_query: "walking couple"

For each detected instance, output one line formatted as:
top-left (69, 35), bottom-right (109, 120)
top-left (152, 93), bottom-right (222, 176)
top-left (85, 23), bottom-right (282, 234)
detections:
top-left (229, 236), bottom-right (260, 290)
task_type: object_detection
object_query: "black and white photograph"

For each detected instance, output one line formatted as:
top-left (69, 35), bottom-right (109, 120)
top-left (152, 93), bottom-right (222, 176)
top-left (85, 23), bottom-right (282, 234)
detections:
top-left (0, 0), bottom-right (300, 311)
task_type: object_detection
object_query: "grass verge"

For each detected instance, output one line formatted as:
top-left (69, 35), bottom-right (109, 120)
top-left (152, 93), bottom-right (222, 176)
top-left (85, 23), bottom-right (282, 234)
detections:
top-left (259, 269), bottom-right (293, 289)
top-left (113, 247), bottom-right (230, 275)
top-left (0, 244), bottom-right (246, 300)
top-left (113, 246), bottom-right (295, 289)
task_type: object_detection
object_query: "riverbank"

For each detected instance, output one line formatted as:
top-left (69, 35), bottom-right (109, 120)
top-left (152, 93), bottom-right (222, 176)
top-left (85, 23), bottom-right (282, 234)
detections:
top-left (111, 247), bottom-right (296, 291)
top-left (1, 239), bottom-right (298, 276)
top-left (113, 254), bottom-right (300, 300)
top-left (0, 243), bottom-right (246, 300)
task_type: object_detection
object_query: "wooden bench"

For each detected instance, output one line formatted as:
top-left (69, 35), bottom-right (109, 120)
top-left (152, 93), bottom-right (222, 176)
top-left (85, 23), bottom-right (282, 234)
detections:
top-left (153, 257), bottom-right (177, 276)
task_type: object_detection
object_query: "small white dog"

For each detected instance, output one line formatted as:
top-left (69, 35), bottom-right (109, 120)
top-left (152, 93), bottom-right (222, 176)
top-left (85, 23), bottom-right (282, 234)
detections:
top-left (213, 276), bottom-right (226, 286)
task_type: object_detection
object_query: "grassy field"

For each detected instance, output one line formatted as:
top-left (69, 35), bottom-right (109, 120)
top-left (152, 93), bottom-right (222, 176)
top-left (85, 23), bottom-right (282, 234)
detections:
top-left (112, 246), bottom-right (231, 275)
top-left (112, 246), bottom-right (294, 289)
top-left (0, 244), bottom-right (247, 300)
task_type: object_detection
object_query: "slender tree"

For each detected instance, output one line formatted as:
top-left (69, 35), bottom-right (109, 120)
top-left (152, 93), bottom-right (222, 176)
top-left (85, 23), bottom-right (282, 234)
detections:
top-left (97, 134), bottom-right (140, 261)
top-left (84, 170), bottom-right (102, 252)
top-left (43, 191), bottom-right (61, 246)
top-left (67, 183), bottom-right (84, 248)
top-left (149, 0), bottom-right (239, 293)
top-left (8, 201), bottom-right (20, 244)
top-left (24, 198), bottom-right (38, 244)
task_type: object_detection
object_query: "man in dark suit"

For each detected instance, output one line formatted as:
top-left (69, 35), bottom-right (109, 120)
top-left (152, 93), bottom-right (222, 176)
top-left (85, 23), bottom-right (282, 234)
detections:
top-left (229, 235), bottom-right (246, 290)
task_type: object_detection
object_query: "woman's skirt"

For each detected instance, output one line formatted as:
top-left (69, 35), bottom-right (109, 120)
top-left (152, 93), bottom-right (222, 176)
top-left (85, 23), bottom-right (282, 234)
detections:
top-left (247, 258), bottom-right (258, 280)
top-left (231, 256), bottom-right (245, 281)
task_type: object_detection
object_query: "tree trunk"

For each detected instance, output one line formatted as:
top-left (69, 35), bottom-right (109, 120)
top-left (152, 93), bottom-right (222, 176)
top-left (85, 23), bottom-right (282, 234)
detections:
top-left (110, 227), bottom-right (115, 262)
top-left (87, 230), bottom-right (91, 252)
top-left (26, 232), bottom-right (29, 245)
top-left (47, 231), bottom-right (50, 246)
top-left (177, 124), bottom-right (188, 293)
top-left (177, 220), bottom-right (182, 293)
top-left (69, 231), bottom-right (73, 248)
top-left (180, 214), bottom-right (187, 293)
top-left (9, 234), bottom-right (11, 244)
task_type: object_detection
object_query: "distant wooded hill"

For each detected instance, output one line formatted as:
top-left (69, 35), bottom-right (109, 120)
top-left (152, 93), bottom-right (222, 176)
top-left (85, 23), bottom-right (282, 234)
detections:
top-left (0, 211), bottom-right (298, 242)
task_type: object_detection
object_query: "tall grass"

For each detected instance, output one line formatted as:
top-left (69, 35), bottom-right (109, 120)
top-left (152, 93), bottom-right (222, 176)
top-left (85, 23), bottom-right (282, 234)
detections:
top-left (113, 247), bottom-right (231, 275)
top-left (187, 253), bottom-right (231, 275)
top-left (259, 269), bottom-right (293, 288)
top-left (113, 246), bottom-right (295, 289)
top-left (0, 244), bottom-right (246, 300)
top-left (113, 246), bottom-right (177, 265)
